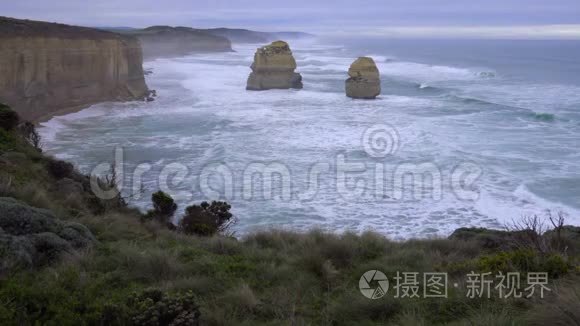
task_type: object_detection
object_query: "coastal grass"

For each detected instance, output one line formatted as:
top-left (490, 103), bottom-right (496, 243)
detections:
top-left (1, 108), bottom-right (580, 325)
top-left (2, 206), bottom-right (579, 325)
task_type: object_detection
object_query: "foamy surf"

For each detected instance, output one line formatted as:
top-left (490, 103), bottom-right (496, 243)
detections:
top-left (39, 105), bottom-right (110, 142)
top-left (37, 40), bottom-right (580, 238)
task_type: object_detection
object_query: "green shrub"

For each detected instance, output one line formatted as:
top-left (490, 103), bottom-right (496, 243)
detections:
top-left (46, 158), bottom-right (74, 179)
top-left (146, 191), bottom-right (177, 225)
top-left (179, 201), bottom-right (234, 236)
top-left (477, 250), bottom-right (570, 278)
top-left (127, 289), bottom-right (201, 325)
top-left (477, 250), bottom-right (538, 274)
top-left (0, 128), bottom-right (17, 152)
top-left (0, 104), bottom-right (19, 131)
top-left (19, 121), bottom-right (42, 151)
top-left (540, 254), bottom-right (569, 278)
top-left (152, 191), bottom-right (177, 216)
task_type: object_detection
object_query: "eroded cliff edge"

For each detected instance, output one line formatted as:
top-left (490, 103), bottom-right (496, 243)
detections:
top-left (0, 17), bottom-right (149, 122)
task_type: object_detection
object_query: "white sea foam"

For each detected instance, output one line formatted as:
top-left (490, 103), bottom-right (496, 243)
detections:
top-left (39, 104), bottom-right (110, 142)
top-left (365, 54), bottom-right (391, 62)
top-left (458, 83), bottom-right (580, 113)
top-left (377, 61), bottom-right (495, 83)
top-left (477, 184), bottom-right (580, 227)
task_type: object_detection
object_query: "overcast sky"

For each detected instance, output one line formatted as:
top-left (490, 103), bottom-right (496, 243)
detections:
top-left (3, 0), bottom-right (580, 39)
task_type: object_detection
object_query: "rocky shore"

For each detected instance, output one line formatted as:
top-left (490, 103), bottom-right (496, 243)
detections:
top-left (0, 16), bottom-right (149, 122)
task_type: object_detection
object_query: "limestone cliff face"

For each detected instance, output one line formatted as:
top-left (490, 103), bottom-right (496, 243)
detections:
top-left (345, 57), bottom-right (381, 99)
top-left (0, 17), bottom-right (149, 122)
top-left (246, 41), bottom-right (303, 91)
top-left (131, 26), bottom-right (233, 59)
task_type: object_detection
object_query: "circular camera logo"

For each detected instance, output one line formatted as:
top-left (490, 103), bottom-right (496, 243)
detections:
top-left (359, 270), bottom-right (389, 299)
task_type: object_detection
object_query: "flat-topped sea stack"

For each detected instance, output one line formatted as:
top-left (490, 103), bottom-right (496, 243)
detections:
top-left (345, 57), bottom-right (381, 99)
top-left (246, 41), bottom-right (303, 91)
top-left (0, 16), bottom-right (149, 122)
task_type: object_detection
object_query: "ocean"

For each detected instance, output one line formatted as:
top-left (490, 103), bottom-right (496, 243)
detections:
top-left (39, 38), bottom-right (580, 239)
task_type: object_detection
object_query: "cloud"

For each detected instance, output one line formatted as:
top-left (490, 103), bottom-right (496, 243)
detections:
top-left (1, 0), bottom-right (580, 38)
top-left (324, 25), bottom-right (580, 40)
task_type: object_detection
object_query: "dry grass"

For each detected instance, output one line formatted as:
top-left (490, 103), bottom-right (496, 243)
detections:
top-left (524, 276), bottom-right (580, 325)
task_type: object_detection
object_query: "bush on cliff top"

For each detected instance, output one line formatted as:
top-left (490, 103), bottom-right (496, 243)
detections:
top-left (128, 289), bottom-right (200, 326)
top-left (0, 103), bottom-right (19, 131)
top-left (145, 192), bottom-right (234, 236)
top-left (179, 201), bottom-right (234, 236)
top-left (19, 121), bottom-right (42, 151)
top-left (145, 191), bottom-right (177, 225)
top-left (476, 249), bottom-right (571, 278)
top-left (45, 158), bottom-right (75, 180)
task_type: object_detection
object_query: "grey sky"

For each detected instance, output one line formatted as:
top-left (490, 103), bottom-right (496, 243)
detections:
top-left (2, 0), bottom-right (580, 38)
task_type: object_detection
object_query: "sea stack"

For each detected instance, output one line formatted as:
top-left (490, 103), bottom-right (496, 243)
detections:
top-left (246, 41), bottom-right (303, 90)
top-left (345, 57), bottom-right (381, 99)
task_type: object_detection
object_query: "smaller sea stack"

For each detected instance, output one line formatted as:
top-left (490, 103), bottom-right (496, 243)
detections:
top-left (345, 57), bottom-right (381, 99)
top-left (246, 41), bottom-right (303, 90)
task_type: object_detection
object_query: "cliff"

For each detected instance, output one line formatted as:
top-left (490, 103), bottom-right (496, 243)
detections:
top-left (246, 41), bottom-right (303, 90)
top-left (0, 17), bottom-right (149, 122)
top-left (203, 28), bottom-right (315, 44)
top-left (203, 28), bottom-right (270, 44)
top-left (127, 26), bottom-right (233, 59)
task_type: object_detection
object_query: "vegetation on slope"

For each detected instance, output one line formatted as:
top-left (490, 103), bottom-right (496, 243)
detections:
top-left (0, 103), bottom-right (579, 325)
